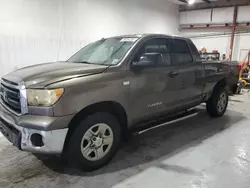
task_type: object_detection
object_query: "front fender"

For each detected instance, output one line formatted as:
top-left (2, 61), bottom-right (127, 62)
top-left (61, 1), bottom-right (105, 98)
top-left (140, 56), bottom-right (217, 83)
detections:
top-left (50, 72), bottom-right (131, 119)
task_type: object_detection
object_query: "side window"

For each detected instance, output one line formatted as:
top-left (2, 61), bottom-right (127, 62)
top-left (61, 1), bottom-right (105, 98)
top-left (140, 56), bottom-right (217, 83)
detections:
top-left (173, 39), bottom-right (193, 65)
top-left (133, 38), bottom-right (172, 66)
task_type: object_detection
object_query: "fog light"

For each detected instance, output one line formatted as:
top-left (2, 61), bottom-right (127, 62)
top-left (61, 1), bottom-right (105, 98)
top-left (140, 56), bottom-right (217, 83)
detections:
top-left (30, 133), bottom-right (44, 147)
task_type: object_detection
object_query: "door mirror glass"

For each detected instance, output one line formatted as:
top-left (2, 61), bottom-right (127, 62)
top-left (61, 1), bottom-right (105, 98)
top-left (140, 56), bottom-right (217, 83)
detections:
top-left (132, 53), bottom-right (163, 68)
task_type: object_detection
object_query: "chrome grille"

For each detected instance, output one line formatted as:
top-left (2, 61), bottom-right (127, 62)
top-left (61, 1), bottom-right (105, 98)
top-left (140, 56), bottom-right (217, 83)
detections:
top-left (0, 79), bottom-right (22, 114)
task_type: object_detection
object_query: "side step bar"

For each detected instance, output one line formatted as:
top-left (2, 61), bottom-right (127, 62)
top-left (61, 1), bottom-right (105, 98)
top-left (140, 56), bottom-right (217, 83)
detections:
top-left (138, 110), bottom-right (198, 135)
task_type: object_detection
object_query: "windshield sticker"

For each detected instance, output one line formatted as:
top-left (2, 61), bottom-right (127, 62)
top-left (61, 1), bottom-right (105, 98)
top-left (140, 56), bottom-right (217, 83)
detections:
top-left (120, 38), bottom-right (138, 42)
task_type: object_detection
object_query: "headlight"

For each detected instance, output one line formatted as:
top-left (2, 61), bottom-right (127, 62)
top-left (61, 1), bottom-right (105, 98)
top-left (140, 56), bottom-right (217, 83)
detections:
top-left (27, 88), bottom-right (64, 107)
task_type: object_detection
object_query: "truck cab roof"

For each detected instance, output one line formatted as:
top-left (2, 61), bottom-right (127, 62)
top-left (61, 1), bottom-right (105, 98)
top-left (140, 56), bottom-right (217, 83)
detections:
top-left (108, 34), bottom-right (189, 41)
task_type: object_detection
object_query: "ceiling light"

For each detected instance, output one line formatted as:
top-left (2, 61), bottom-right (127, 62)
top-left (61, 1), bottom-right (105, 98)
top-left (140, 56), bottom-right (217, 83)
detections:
top-left (188, 0), bottom-right (195, 4)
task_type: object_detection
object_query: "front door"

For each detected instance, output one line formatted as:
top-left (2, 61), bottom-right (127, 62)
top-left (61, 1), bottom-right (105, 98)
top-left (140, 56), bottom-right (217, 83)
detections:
top-left (129, 37), bottom-right (180, 124)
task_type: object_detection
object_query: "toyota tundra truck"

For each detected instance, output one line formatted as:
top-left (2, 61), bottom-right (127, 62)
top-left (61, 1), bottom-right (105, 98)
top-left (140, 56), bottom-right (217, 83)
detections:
top-left (0, 34), bottom-right (238, 171)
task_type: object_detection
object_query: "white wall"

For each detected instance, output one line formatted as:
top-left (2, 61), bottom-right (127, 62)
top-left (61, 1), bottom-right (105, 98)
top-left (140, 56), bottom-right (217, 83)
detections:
top-left (181, 32), bottom-right (250, 61)
top-left (191, 34), bottom-right (231, 55)
top-left (0, 0), bottom-right (179, 77)
top-left (233, 33), bottom-right (250, 61)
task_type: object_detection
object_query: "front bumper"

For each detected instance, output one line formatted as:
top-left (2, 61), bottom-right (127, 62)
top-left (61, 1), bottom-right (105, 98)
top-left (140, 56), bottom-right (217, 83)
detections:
top-left (20, 127), bottom-right (68, 154)
top-left (0, 103), bottom-right (74, 154)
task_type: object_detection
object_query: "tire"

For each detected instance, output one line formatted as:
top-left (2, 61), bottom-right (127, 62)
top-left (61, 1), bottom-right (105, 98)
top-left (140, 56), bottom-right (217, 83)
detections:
top-left (66, 112), bottom-right (121, 171)
top-left (231, 84), bottom-right (238, 94)
top-left (206, 86), bottom-right (228, 117)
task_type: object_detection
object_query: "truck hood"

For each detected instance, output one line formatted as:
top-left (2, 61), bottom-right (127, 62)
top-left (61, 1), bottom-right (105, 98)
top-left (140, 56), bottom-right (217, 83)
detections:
top-left (3, 62), bottom-right (108, 88)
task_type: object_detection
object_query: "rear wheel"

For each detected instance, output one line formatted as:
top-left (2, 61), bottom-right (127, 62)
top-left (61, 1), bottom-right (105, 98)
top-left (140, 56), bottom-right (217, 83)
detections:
top-left (206, 87), bottom-right (228, 117)
top-left (66, 112), bottom-right (121, 171)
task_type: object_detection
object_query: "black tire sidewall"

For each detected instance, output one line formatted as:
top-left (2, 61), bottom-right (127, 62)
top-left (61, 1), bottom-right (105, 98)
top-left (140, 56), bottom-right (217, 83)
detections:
top-left (207, 87), bottom-right (228, 117)
top-left (67, 112), bottom-right (121, 171)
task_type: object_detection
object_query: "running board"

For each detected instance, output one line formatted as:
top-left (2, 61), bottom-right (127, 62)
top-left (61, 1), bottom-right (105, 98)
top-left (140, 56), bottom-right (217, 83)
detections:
top-left (138, 110), bottom-right (198, 135)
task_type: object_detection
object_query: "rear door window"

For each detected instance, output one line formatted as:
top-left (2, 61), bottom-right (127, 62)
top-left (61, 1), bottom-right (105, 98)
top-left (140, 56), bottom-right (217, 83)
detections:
top-left (172, 39), bottom-right (193, 65)
top-left (187, 39), bottom-right (199, 54)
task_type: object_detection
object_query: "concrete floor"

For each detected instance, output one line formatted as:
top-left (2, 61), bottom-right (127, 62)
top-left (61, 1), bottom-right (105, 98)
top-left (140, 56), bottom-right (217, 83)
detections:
top-left (1, 90), bottom-right (250, 188)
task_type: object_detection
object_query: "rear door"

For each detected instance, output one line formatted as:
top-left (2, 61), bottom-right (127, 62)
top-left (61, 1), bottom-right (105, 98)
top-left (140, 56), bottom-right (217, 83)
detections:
top-left (129, 37), bottom-right (180, 123)
top-left (172, 38), bottom-right (204, 107)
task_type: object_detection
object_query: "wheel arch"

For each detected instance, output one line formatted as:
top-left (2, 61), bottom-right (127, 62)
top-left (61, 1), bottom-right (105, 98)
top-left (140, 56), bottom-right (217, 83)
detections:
top-left (63, 101), bottom-right (128, 152)
top-left (214, 78), bottom-right (227, 89)
top-left (205, 78), bottom-right (227, 101)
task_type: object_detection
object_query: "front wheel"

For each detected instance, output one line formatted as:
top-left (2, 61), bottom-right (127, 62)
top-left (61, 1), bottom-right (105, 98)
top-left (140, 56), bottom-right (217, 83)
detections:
top-left (206, 87), bottom-right (228, 117)
top-left (66, 112), bottom-right (121, 171)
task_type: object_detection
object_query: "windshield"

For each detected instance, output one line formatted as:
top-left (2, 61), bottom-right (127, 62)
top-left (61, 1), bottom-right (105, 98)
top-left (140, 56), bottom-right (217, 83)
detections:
top-left (67, 37), bottom-right (138, 65)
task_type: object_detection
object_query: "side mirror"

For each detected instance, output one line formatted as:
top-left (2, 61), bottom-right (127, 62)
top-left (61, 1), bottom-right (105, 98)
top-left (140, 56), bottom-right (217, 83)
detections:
top-left (132, 53), bottom-right (163, 68)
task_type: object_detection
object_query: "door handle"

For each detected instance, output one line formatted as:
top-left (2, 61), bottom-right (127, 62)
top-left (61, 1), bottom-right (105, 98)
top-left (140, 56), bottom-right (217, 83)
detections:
top-left (168, 71), bottom-right (179, 78)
